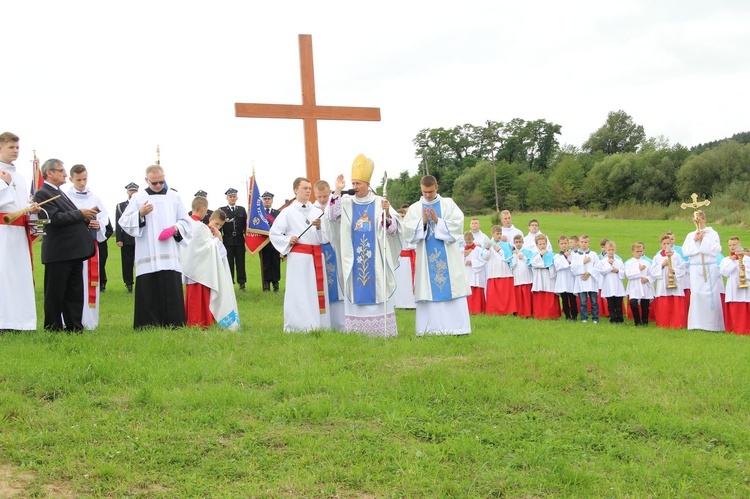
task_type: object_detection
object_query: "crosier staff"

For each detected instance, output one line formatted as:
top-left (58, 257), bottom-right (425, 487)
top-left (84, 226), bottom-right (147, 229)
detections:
top-left (381, 171), bottom-right (389, 336)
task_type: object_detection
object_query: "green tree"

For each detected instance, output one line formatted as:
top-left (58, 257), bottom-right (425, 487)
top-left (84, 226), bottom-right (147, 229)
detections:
top-left (582, 110), bottom-right (646, 155)
top-left (548, 155), bottom-right (584, 208)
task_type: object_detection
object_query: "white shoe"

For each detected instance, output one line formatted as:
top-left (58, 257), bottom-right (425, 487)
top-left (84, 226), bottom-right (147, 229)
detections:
top-left (581, 319), bottom-right (588, 323)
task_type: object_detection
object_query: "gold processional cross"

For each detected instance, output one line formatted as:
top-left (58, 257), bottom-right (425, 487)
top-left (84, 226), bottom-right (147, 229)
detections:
top-left (234, 34), bottom-right (381, 184)
top-left (681, 192), bottom-right (711, 281)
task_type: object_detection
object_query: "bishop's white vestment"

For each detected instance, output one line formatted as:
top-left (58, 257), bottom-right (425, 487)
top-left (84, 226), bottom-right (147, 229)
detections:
top-left (327, 192), bottom-right (401, 337)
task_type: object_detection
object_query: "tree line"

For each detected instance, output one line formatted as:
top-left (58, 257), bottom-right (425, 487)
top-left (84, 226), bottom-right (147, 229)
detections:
top-left (382, 110), bottom-right (750, 213)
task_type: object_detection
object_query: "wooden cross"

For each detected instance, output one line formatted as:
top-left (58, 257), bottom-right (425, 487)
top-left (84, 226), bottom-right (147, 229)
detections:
top-left (235, 34), bottom-right (381, 184)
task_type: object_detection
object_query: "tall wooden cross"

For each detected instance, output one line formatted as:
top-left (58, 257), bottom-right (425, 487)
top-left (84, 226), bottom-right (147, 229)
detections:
top-left (235, 34), bottom-right (381, 184)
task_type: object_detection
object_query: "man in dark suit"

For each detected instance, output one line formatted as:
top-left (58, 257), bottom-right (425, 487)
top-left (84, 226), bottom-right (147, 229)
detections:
top-left (259, 191), bottom-right (281, 292)
top-left (219, 188), bottom-right (248, 290)
top-left (33, 159), bottom-right (98, 332)
top-left (115, 182), bottom-right (138, 292)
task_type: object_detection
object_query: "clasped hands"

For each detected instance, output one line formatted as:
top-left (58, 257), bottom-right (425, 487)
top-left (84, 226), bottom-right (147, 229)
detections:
top-left (422, 207), bottom-right (438, 225)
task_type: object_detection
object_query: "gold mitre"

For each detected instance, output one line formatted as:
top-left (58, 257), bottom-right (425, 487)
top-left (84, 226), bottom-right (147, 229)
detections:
top-left (351, 154), bottom-right (374, 184)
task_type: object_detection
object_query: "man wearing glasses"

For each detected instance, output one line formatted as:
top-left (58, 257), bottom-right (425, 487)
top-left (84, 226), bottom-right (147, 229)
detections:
top-left (33, 159), bottom-right (98, 332)
top-left (119, 164), bottom-right (192, 328)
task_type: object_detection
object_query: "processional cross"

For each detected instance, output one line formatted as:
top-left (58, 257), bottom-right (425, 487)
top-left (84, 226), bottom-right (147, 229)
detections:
top-left (681, 192), bottom-right (711, 281)
top-left (234, 34), bottom-right (381, 184)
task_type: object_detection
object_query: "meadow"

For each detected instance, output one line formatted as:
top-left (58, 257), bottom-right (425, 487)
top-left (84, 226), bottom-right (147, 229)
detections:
top-left (1, 212), bottom-right (750, 497)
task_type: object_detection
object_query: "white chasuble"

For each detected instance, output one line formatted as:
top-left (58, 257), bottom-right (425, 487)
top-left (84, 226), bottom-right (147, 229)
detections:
top-left (403, 195), bottom-right (471, 336)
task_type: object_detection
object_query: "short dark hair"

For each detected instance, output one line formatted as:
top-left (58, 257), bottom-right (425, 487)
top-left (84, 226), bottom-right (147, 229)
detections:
top-left (70, 164), bottom-right (87, 176)
top-left (420, 175), bottom-right (437, 187)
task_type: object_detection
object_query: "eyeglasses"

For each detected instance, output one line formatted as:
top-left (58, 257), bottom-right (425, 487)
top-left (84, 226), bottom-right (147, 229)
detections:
top-left (149, 180), bottom-right (166, 186)
top-left (49, 168), bottom-right (66, 173)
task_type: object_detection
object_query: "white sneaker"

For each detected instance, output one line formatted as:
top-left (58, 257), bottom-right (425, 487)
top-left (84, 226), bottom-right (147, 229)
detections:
top-left (593, 320), bottom-right (599, 324)
top-left (581, 319), bottom-right (588, 323)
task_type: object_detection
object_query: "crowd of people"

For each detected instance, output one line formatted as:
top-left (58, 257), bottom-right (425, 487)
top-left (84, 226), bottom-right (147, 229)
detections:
top-left (458, 210), bottom-right (749, 335)
top-left (1, 130), bottom-right (748, 336)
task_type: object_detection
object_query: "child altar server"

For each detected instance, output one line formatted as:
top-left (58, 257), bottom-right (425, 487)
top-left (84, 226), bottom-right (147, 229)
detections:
top-left (719, 236), bottom-right (750, 335)
top-left (482, 225), bottom-right (516, 316)
top-left (650, 234), bottom-right (688, 329)
top-left (531, 234), bottom-right (561, 319)
top-left (463, 231), bottom-right (487, 314)
top-left (511, 233), bottom-right (533, 318)
top-left (625, 242), bottom-right (654, 326)
top-left (598, 240), bottom-right (626, 324)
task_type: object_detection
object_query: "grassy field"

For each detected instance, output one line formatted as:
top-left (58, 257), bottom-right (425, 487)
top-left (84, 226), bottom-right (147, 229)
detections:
top-left (1, 212), bottom-right (750, 497)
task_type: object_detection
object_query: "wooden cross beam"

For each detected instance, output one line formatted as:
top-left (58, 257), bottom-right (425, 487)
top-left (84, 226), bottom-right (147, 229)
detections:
top-left (235, 34), bottom-right (381, 184)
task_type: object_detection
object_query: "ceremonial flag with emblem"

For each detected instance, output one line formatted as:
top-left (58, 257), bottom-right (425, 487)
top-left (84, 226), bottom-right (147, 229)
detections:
top-left (29, 151), bottom-right (43, 196)
top-left (245, 172), bottom-right (273, 254)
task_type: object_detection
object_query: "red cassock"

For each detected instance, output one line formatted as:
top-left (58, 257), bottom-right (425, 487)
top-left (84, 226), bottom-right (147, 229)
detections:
top-left (185, 283), bottom-right (213, 328)
top-left (514, 283), bottom-right (533, 318)
top-left (726, 302), bottom-right (750, 335)
top-left (532, 291), bottom-right (561, 319)
top-left (652, 296), bottom-right (688, 329)
top-left (486, 277), bottom-right (517, 315)
top-left (467, 287), bottom-right (486, 314)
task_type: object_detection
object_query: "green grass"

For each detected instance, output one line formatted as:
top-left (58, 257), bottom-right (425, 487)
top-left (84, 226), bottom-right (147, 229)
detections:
top-left (2, 214), bottom-right (750, 497)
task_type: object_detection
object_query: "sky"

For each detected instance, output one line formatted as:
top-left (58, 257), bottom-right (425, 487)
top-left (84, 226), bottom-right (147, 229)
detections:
top-left (5, 0), bottom-right (749, 214)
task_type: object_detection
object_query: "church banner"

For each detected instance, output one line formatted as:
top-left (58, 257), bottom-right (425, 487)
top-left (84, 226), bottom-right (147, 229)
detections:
top-left (245, 173), bottom-right (272, 255)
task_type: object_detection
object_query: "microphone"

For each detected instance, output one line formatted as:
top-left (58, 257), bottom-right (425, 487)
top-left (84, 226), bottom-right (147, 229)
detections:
top-left (341, 189), bottom-right (356, 196)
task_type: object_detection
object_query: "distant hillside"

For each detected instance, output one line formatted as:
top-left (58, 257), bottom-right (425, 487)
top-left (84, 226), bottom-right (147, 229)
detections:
top-left (691, 131), bottom-right (750, 154)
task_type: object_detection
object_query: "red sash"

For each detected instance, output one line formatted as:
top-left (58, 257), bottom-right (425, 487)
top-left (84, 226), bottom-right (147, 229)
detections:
top-left (400, 249), bottom-right (416, 286)
top-left (87, 242), bottom-right (99, 308)
top-left (290, 243), bottom-right (326, 314)
top-left (1, 213), bottom-right (35, 278)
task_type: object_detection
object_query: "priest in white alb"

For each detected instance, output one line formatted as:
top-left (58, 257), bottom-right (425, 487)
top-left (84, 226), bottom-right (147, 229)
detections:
top-left (403, 175), bottom-right (471, 336)
top-left (270, 177), bottom-right (330, 332)
top-left (65, 164), bottom-right (109, 330)
top-left (0, 132), bottom-right (40, 331)
top-left (119, 164), bottom-right (193, 328)
top-left (327, 154), bottom-right (402, 337)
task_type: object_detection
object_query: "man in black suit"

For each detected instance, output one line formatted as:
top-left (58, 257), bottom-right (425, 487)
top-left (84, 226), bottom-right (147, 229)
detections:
top-left (115, 182), bottom-right (138, 292)
top-left (33, 159), bottom-right (98, 332)
top-left (259, 191), bottom-right (281, 292)
top-left (219, 188), bottom-right (248, 290)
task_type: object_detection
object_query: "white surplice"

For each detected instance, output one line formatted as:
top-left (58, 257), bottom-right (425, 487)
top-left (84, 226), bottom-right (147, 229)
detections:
top-left (0, 162), bottom-right (36, 330)
top-left (682, 227), bottom-right (725, 331)
top-left (119, 189), bottom-right (193, 276)
top-left (393, 239), bottom-right (417, 309)
top-left (181, 220), bottom-right (240, 330)
top-left (271, 200), bottom-right (330, 332)
top-left (403, 195), bottom-right (471, 336)
top-left (65, 186), bottom-right (109, 329)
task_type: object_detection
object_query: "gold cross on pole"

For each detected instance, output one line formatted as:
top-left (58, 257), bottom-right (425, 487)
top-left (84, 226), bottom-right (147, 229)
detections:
top-left (681, 192), bottom-right (711, 281)
top-left (680, 193), bottom-right (710, 218)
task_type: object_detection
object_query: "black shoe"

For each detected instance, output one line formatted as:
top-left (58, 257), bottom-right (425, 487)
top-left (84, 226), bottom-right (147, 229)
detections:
top-left (126, 284), bottom-right (133, 293)
top-left (239, 284), bottom-right (246, 291)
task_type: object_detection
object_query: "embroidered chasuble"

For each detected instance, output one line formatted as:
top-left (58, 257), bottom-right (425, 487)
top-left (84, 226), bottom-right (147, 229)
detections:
top-left (403, 194), bottom-right (471, 336)
top-left (327, 192), bottom-right (402, 337)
